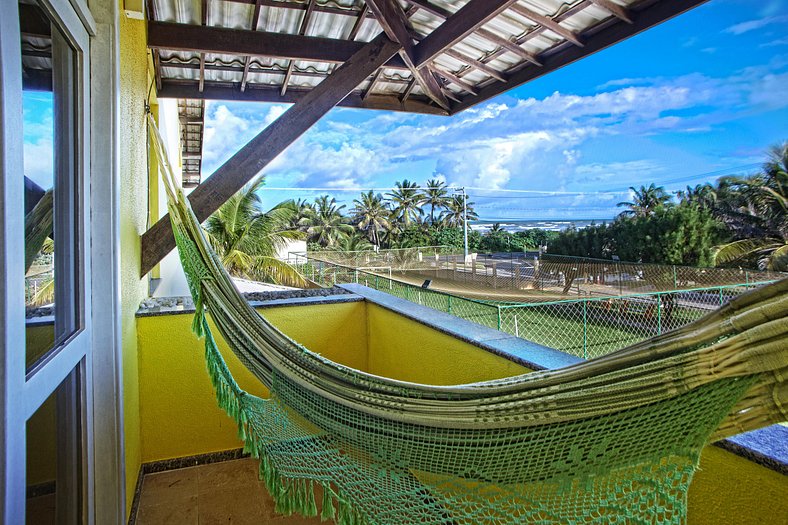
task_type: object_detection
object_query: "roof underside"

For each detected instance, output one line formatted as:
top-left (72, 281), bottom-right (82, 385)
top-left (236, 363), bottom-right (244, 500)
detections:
top-left (147, 0), bottom-right (708, 116)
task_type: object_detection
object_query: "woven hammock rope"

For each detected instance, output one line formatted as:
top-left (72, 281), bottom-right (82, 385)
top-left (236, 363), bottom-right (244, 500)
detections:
top-left (147, 116), bottom-right (787, 525)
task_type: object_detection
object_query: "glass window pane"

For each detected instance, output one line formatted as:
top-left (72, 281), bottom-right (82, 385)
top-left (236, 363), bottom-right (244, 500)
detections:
top-left (21, 0), bottom-right (81, 371)
top-left (26, 366), bottom-right (84, 524)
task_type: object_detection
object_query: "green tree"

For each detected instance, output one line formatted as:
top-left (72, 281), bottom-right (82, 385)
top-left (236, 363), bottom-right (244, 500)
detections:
top-left (386, 180), bottom-right (424, 227)
top-left (441, 195), bottom-right (478, 227)
top-left (550, 204), bottom-right (725, 267)
top-left (352, 191), bottom-right (391, 248)
top-left (203, 177), bottom-right (306, 286)
top-left (299, 195), bottom-right (354, 248)
top-left (337, 233), bottom-right (374, 252)
top-left (712, 142), bottom-right (788, 270)
top-left (423, 179), bottom-right (449, 225)
top-left (617, 183), bottom-right (673, 218)
top-left (676, 183), bottom-right (717, 209)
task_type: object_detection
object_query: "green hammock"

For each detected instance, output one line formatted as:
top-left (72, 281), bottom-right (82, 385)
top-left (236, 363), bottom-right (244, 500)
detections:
top-left (148, 116), bottom-right (787, 525)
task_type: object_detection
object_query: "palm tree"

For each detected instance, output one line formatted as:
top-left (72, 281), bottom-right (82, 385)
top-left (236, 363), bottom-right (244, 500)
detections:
top-left (203, 177), bottom-right (306, 287)
top-left (289, 198), bottom-right (313, 231)
top-left (386, 180), bottom-right (424, 227)
top-left (337, 233), bottom-right (374, 252)
top-left (676, 183), bottom-right (717, 209)
top-left (489, 222), bottom-right (505, 234)
top-left (616, 183), bottom-right (672, 217)
top-left (423, 179), bottom-right (449, 225)
top-left (441, 195), bottom-right (478, 227)
top-left (300, 195), bottom-right (354, 248)
top-left (713, 142), bottom-right (788, 271)
top-left (352, 191), bottom-right (391, 248)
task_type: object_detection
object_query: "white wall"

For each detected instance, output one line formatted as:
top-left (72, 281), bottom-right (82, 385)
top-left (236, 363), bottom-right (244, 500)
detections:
top-left (152, 99), bottom-right (190, 297)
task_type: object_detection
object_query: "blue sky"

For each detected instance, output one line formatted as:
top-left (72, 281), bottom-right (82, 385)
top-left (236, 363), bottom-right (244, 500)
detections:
top-left (199, 0), bottom-right (788, 220)
top-left (22, 0), bottom-right (788, 220)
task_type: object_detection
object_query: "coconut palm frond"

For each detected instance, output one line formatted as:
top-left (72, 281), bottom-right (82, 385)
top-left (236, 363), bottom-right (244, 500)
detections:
top-left (31, 277), bottom-right (55, 306)
top-left (766, 244), bottom-right (788, 272)
top-left (712, 238), bottom-right (782, 266)
top-left (250, 256), bottom-right (308, 288)
top-left (25, 189), bottom-right (54, 272)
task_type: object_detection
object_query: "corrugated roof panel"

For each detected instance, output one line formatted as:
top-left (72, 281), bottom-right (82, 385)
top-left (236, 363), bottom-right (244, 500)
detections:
top-left (207, 0), bottom-right (253, 29)
top-left (147, 0), bottom-right (704, 114)
top-left (161, 66), bottom-right (198, 81)
top-left (152, 0), bottom-right (200, 24)
top-left (288, 74), bottom-right (325, 89)
top-left (244, 71), bottom-right (284, 87)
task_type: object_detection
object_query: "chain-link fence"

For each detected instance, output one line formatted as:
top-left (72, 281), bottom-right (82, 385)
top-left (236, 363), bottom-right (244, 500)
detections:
top-left (496, 284), bottom-right (768, 359)
top-left (293, 256), bottom-right (775, 360)
top-left (295, 250), bottom-right (783, 304)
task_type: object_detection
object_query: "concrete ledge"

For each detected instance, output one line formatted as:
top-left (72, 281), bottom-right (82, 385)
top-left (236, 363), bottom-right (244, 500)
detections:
top-left (715, 425), bottom-right (788, 475)
top-left (339, 283), bottom-right (582, 371)
top-left (136, 292), bottom-right (362, 317)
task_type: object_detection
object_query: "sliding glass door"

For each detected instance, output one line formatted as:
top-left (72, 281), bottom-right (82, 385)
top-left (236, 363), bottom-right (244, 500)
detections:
top-left (1, 0), bottom-right (93, 521)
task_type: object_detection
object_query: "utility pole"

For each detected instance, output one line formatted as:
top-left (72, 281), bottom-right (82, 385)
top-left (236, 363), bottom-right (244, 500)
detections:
top-left (461, 187), bottom-right (468, 260)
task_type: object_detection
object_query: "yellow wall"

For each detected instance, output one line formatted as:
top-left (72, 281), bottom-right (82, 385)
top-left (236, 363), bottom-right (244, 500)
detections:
top-left (118, 7), bottom-right (150, 515)
top-left (688, 446), bottom-right (787, 525)
top-left (134, 300), bottom-right (785, 524)
top-left (366, 303), bottom-right (530, 384)
top-left (136, 302), bottom-right (368, 462)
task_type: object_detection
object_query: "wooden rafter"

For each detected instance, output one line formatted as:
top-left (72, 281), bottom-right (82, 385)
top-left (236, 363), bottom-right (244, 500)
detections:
top-left (281, 0), bottom-right (316, 96)
top-left (366, 0), bottom-right (450, 110)
top-left (433, 68), bottom-right (478, 96)
top-left (157, 80), bottom-right (447, 115)
top-left (363, 69), bottom-right (384, 100)
top-left (400, 77), bottom-right (417, 102)
top-left (443, 49), bottom-right (507, 83)
top-left (141, 33), bottom-right (403, 275)
top-left (198, 53), bottom-right (205, 92)
top-left (147, 21), bottom-right (408, 68)
top-left (152, 50), bottom-right (162, 91)
top-left (413, 0), bottom-right (523, 67)
top-left (224, 0), bottom-right (374, 19)
top-left (449, 0), bottom-right (591, 85)
top-left (452, 0), bottom-right (710, 112)
top-left (347, 4), bottom-right (369, 41)
top-left (509, 4), bottom-right (584, 47)
top-left (590, 0), bottom-right (634, 24)
top-left (240, 0), bottom-right (264, 92)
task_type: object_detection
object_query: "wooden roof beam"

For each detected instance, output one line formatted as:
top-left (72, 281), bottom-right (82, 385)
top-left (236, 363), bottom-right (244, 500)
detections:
top-left (140, 33), bottom-right (402, 275)
top-left (509, 4), bottom-right (584, 47)
top-left (157, 80), bottom-right (448, 115)
top-left (147, 21), bottom-right (408, 68)
top-left (590, 0), bottom-right (634, 24)
top-left (366, 0), bottom-right (449, 110)
top-left (413, 0), bottom-right (522, 67)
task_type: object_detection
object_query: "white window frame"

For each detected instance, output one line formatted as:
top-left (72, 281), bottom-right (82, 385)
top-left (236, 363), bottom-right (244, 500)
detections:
top-left (0, 0), bottom-right (125, 522)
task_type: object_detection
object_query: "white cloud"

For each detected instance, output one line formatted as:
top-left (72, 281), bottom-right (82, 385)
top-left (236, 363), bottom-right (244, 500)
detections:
top-left (23, 139), bottom-right (54, 189)
top-left (749, 72), bottom-right (788, 108)
top-left (198, 56), bottom-right (787, 214)
top-left (724, 15), bottom-right (788, 35)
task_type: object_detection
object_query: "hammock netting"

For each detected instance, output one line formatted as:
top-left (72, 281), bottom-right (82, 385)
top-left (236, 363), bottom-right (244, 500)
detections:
top-left (148, 116), bottom-right (787, 525)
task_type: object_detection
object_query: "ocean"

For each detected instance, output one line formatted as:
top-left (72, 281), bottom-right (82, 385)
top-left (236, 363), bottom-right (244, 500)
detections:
top-left (470, 219), bottom-right (612, 233)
